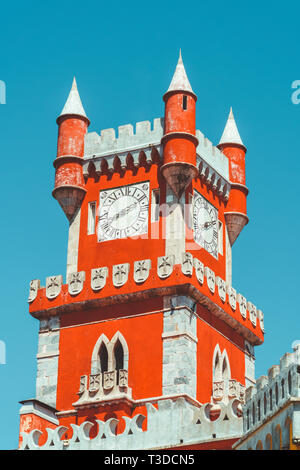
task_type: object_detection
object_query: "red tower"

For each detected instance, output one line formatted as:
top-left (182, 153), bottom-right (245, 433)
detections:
top-left (217, 108), bottom-right (248, 245)
top-left (161, 51), bottom-right (198, 197)
top-left (19, 56), bottom-right (264, 451)
top-left (53, 78), bottom-right (90, 221)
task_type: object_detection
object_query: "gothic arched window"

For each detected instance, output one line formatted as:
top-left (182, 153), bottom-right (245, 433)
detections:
top-left (99, 343), bottom-right (108, 373)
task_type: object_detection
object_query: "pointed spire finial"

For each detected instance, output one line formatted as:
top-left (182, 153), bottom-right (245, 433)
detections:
top-left (164, 51), bottom-right (196, 99)
top-left (219, 107), bottom-right (245, 148)
top-left (58, 77), bottom-right (88, 122)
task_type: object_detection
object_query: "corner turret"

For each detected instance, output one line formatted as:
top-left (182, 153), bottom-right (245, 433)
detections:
top-left (218, 108), bottom-right (248, 245)
top-left (52, 78), bottom-right (90, 221)
top-left (161, 51), bottom-right (198, 197)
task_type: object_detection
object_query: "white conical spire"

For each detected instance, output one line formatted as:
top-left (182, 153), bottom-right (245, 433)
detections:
top-left (59, 77), bottom-right (87, 119)
top-left (166, 50), bottom-right (194, 95)
top-left (219, 107), bottom-right (244, 147)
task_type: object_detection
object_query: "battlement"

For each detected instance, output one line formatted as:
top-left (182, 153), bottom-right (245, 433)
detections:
top-left (27, 253), bottom-right (264, 345)
top-left (84, 118), bottom-right (164, 158)
top-left (20, 397), bottom-right (242, 450)
top-left (83, 118), bottom-right (230, 190)
top-left (242, 345), bottom-right (300, 435)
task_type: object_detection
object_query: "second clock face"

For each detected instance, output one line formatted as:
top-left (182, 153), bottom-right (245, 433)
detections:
top-left (98, 182), bottom-right (150, 241)
top-left (193, 190), bottom-right (218, 258)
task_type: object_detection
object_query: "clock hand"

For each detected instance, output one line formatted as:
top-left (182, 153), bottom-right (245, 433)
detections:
top-left (107, 201), bottom-right (139, 225)
top-left (200, 220), bottom-right (216, 231)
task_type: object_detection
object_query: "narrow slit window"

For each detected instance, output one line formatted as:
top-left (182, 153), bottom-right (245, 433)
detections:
top-left (218, 221), bottom-right (223, 255)
top-left (151, 189), bottom-right (160, 222)
top-left (183, 95), bottom-right (188, 110)
top-left (87, 202), bottom-right (96, 235)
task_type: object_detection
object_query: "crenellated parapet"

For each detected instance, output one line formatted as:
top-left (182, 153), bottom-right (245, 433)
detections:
top-left (82, 118), bottom-right (230, 201)
top-left (27, 252), bottom-right (264, 345)
top-left (20, 396), bottom-right (242, 450)
top-left (241, 345), bottom-right (300, 438)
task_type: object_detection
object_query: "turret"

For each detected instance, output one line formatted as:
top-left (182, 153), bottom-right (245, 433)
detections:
top-left (161, 51), bottom-right (198, 197)
top-left (217, 108), bottom-right (248, 245)
top-left (52, 78), bottom-right (90, 221)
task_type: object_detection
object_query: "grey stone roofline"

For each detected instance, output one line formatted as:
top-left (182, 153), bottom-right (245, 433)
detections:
top-left (83, 118), bottom-right (230, 197)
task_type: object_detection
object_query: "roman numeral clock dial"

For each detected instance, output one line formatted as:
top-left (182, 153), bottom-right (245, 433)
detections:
top-left (98, 182), bottom-right (150, 241)
top-left (193, 190), bottom-right (218, 258)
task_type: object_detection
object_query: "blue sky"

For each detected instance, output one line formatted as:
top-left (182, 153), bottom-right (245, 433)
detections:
top-left (0, 0), bottom-right (300, 449)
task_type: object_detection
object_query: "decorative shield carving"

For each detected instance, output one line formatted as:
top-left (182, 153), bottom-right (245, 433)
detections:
top-left (228, 379), bottom-right (239, 398)
top-left (103, 371), bottom-right (116, 390)
top-left (216, 277), bottom-right (226, 302)
top-left (258, 309), bottom-right (264, 332)
top-left (68, 271), bottom-right (85, 295)
top-left (118, 369), bottom-right (128, 387)
top-left (213, 381), bottom-right (224, 401)
top-left (237, 294), bottom-right (247, 318)
top-left (248, 302), bottom-right (257, 326)
top-left (181, 252), bottom-right (193, 276)
top-left (205, 267), bottom-right (215, 294)
top-left (113, 264), bottom-right (129, 287)
top-left (46, 275), bottom-right (62, 299)
top-left (91, 267), bottom-right (108, 291)
top-left (228, 286), bottom-right (237, 311)
top-left (89, 374), bottom-right (101, 392)
top-left (194, 258), bottom-right (204, 284)
top-left (134, 260), bottom-right (151, 283)
top-left (28, 279), bottom-right (40, 303)
top-left (78, 375), bottom-right (87, 395)
top-left (239, 384), bottom-right (246, 403)
top-left (157, 255), bottom-right (174, 279)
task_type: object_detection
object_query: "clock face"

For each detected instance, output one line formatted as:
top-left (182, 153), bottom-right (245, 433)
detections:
top-left (98, 182), bottom-right (150, 241)
top-left (193, 190), bottom-right (218, 258)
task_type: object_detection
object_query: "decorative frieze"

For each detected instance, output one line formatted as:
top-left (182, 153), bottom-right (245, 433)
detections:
top-left (194, 258), bottom-right (204, 284)
top-left (258, 309), bottom-right (264, 332)
top-left (181, 252), bottom-right (193, 276)
top-left (46, 275), bottom-right (63, 299)
top-left (31, 256), bottom-right (264, 338)
top-left (247, 302), bottom-right (257, 326)
top-left (228, 286), bottom-right (237, 311)
top-left (74, 368), bottom-right (131, 407)
top-left (91, 267), bottom-right (108, 291)
top-left (216, 277), bottom-right (226, 302)
top-left (157, 255), bottom-right (174, 279)
top-left (237, 294), bottom-right (247, 319)
top-left (28, 279), bottom-right (40, 303)
top-left (213, 381), bottom-right (224, 401)
top-left (113, 263), bottom-right (129, 287)
top-left (205, 267), bottom-right (215, 294)
top-left (68, 271), bottom-right (85, 295)
top-left (134, 260), bottom-right (151, 283)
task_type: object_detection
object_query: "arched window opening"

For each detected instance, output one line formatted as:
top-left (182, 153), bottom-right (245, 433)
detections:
top-left (252, 402), bottom-right (256, 425)
top-left (269, 389), bottom-right (273, 411)
top-left (99, 343), bottom-right (108, 373)
top-left (264, 393), bottom-right (267, 415)
top-left (213, 348), bottom-right (222, 382)
top-left (281, 379), bottom-right (285, 398)
top-left (257, 399), bottom-right (261, 421)
top-left (288, 371), bottom-right (292, 395)
top-left (275, 382), bottom-right (279, 405)
top-left (182, 95), bottom-right (187, 110)
top-left (114, 340), bottom-right (124, 384)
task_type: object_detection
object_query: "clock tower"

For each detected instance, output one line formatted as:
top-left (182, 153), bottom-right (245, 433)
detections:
top-left (19, 52), bottom-right (265, 451)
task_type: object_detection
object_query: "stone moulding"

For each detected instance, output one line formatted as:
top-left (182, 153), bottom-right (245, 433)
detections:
top-left (28, 253), bottom-right (264, 344)
top-left (20, 397), bottom-right (242, 450)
